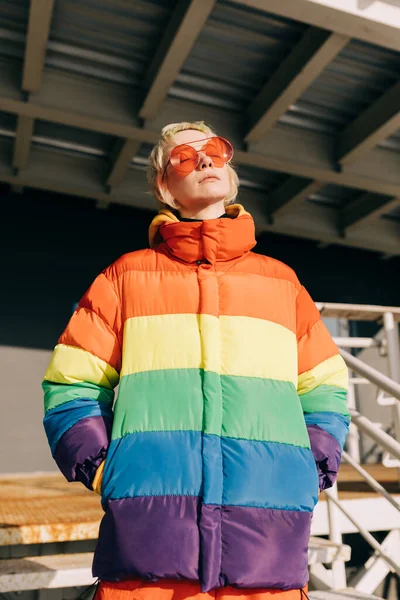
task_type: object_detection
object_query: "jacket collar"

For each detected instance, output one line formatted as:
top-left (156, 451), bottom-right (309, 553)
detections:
top-left (148, 203), bottom-right (256, 265)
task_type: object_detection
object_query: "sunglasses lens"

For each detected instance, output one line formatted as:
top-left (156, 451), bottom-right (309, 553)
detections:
top-left (167, 137), bottom-right (234, 176)
top-left (169, 145), bottom-right (198, 174)
top-left (203, 137), bottom-right (233, 167)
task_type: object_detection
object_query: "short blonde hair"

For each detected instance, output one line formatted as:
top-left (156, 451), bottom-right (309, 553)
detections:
top-left (147, 121), bottom-right (239, 210)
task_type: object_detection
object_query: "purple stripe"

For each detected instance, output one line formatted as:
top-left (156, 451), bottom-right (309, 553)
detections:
top-left (54, 416), bottom-right (112, 489)
top-left (307, 424), bottom-right (341, 491)
top-left (93, 496), bottom-right (200, 582)
top-left (92, 496), bottom-right (311, 591)
top-left (219, 505), bottom-right (311, 590)
top-left (199, 504), bottom-right (222, 591)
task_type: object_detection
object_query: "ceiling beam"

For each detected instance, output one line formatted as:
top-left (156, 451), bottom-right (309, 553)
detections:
top-left (13, 116), bottom-right (35, 171)
top-left (106, 139), bottom-right (142, 190)
top-left (139, 0), bottom-right (215, 120)
top-left (1, 94), bottom-right (400, 198)
top-left (267, 176), bottom-right (323, 218)
top-left (246, 28), bottom-right (348, 142)
top-left (263, 200), bottom-right (400, 257)
top-left (337, 81), bottom-right (400, 166)
top-left (230, 0), bottom-right (400, 53)
top-left (22, 0), bottom-right (55, 93)
top-left (0, 96), bottom-right (159, 144)
top-left (340, 193), bottom-right (400, 232)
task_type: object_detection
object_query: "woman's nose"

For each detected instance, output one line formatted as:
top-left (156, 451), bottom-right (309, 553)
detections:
top-left (197, 151), bottom-right (213, 169)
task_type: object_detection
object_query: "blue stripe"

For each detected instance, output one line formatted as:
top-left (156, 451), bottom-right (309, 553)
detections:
top-left (203, 433), bottom-right (223, 505)
top-left (221, 437), bottom-right (318, 511)
top-left (101, 431), bottom-right (318, 511)
top-left (304, 412), bottom-right (350, 449)
top-left (102, 431), bottom-right (203, 502)
top-left (43, 398), bottom-right (114, 454)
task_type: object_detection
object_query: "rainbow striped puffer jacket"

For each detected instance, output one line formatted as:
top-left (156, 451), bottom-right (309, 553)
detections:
top-left (43, 204), bottom-right (349, 592)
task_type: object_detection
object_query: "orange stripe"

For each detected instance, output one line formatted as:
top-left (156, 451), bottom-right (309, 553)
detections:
top-left (222, 588), bottom-right (308, 600)
top-left (298, 318), bottom-right (338, 374)
top-left (296, 286), bottom-right (320, 340)
top-left (116, 269), bottom-right (298, 333)
top-left (59, 306), bottom-right (121, 372)
top-left (95, 580), bottom-right (308, 600)
top-left (81, 272), bottom-right (122, 335)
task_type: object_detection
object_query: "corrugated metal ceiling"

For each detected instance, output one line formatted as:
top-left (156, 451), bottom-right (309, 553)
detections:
top-left (284, 39), bottom-right (400, 138)
top-left (0, 0), bottom-right (398, 252)
top-left (173, 1), bottom-right (307, 111)
top-left (0, 0), bottom-right (29, 65)
top-left (2, 0), bottom-right (398, 154)
top-left (307, 184), bottom-right (361, 209)
top-left (47, 0), bottom-right (171, 85)
top-left (29, 0), bottom-right (399, 154)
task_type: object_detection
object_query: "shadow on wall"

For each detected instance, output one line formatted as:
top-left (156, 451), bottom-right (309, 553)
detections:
top-left (0, 186), bottom-right (152, 351)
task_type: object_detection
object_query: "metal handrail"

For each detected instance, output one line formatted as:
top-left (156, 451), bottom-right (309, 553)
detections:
top-left (325, 490), bottom-right (400, 577)
top-left (340, 348), bottom-right (400, 402)
top-left (334, 337), bottom-right (378, 349)
top-left (342, 451), bottom-right (400, 513)
top-left (350, 410), bottom-right (400, 461)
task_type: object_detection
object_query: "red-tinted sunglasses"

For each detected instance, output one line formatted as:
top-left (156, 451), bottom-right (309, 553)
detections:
top-left (162, 136), bottom-right (233, 178)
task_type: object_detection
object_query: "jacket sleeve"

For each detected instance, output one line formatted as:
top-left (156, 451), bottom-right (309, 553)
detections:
top-left (296, 285), bottom-right (350, 491)
top-left (42, 271), bottom-right (121, 490)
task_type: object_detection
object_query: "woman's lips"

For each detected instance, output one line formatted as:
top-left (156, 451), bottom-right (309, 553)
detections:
top-left (200, 176), bottom-right (219, 183)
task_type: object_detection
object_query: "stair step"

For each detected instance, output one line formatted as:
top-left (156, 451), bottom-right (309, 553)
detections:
top-left (309, 589), bottom-right (383, 600)
top-left (308, 537), bottom-right (352, 565)
top-left (0, 552), bottom-right (95, 592)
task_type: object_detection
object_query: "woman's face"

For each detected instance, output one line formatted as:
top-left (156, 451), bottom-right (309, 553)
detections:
top-left (163, 129), bottom-right (231, 211)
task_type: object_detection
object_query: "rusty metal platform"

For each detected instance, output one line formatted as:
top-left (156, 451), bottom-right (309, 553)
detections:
top-left (0, 472), bottom-right (103, 546)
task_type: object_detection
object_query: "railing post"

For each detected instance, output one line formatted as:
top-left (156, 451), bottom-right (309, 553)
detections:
top-left (383, 312), bottom-right (400, 479)
top-left (326, 483), bottom-right (347, 589)
top-left (338, 316), bottom-right (361, 462)
top-left (346, 376), bottom-right (361, 462)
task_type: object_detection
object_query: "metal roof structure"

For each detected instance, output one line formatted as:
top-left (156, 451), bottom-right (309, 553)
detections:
top-left (0, 0), bottom-right (399, 255)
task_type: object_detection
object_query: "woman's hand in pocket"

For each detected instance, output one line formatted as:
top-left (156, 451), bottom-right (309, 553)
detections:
top-left (92, 460), bottom-right (105, 495)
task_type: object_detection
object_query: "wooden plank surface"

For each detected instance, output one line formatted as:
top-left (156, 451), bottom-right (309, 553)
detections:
top-left (0, 466), bottom-right (398, 546)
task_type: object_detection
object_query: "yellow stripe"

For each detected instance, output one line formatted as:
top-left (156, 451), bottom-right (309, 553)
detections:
top-left (121, 314), bottom-right (297, 384)
top-left (219, 315), bottom-right (297, 382)
top-left (297, 353), bottom-right (348, 396)
top-left (44, 344), bottom-right (119, 389)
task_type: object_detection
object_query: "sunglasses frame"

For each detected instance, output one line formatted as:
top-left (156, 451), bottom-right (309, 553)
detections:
top-left (162, 136), bottom-right (234, 179)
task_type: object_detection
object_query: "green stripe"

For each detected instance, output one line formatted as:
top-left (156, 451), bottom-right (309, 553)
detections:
top-left (221, 375), bottom-right (309, 447)
top-left (299, 384), bottom-right (349, 417)
top-left (113, 369), bottom-right (310, 447)
top-left (42, 380), bottom-right (114, 413)
top-left (114, 369), bottom-right (207, 437)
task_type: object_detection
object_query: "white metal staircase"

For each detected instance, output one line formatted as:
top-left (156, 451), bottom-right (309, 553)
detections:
top-left (309, 304), bottom-right (400, 600)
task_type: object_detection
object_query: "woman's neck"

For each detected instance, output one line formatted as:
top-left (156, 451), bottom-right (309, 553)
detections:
top-left (178, 200), bottom-right (226, 220)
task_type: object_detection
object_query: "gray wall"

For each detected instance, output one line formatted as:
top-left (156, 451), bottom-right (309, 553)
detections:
top-left (0, 346), bottom-right (55, 473)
